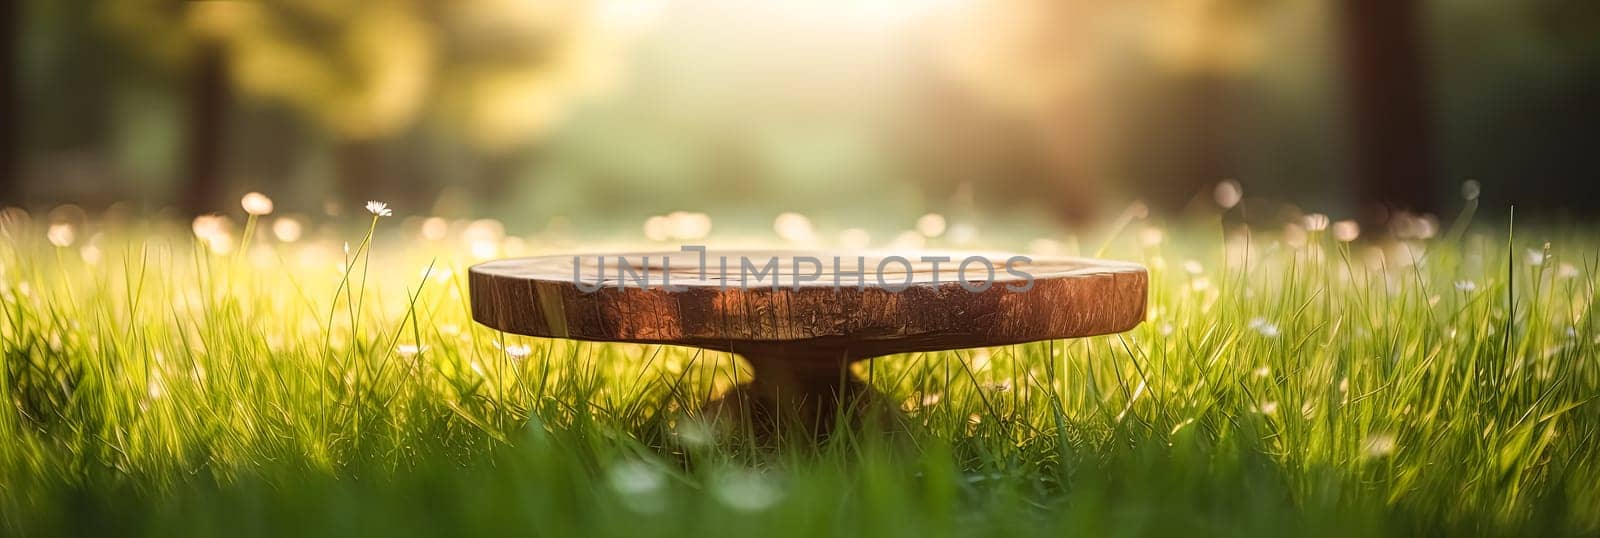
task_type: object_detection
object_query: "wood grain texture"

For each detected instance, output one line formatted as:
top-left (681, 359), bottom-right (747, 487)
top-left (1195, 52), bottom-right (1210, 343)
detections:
top-left (470, 250), bottom-right (1147, 365)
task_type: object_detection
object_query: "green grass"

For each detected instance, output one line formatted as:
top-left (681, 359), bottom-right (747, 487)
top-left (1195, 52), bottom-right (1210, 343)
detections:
top-left (1, 208), bottom-right (1597, 537)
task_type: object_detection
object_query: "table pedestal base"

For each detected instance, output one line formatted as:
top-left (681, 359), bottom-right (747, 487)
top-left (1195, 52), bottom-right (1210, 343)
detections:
top-left (699, 349), bottom-right (901, 440)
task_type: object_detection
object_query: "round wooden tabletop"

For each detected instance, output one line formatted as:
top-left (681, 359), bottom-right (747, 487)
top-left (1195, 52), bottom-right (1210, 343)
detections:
top-left (470, 250), bottom-right (1146, 363)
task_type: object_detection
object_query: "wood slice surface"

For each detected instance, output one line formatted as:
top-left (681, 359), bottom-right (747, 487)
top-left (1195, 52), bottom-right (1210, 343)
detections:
top-left (469, 250), bottom-right (1146, 363)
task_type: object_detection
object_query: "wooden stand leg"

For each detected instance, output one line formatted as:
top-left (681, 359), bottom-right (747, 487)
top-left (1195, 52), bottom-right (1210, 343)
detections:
top-left (738, 354), bottom-right (863, 436)
top-left (698, 347), bottom-right (899, 439)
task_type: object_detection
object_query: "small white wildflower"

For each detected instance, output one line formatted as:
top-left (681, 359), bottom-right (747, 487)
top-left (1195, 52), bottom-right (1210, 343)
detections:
top-left (1139, 227), bottom-right (1164, 247)
top-left (1526, 249), bottom-right (1545, 266)
top-left (46, 223), bottom-right (75, 247)
top-left (1558, 263), bottom-right (1580, 279)
top-left (1256, 401), bottom-right (1278, 415)
top-left (364, 201), bottom-right (392, 217)
top-left (608, 460), bottom-right (665, 496)
top-left (1455, 280), bottom-right (1478, 293)
top-left (1183, 260), bottom-right (1204, 275)
top-left (713, 469), bottom-right (783, 512)
top-left (1248, 317), bottom-right (1280, 338)
top-left (1362, 433), bottom-right (1397, 458)
top-left (608, 460), bottom-right (667, 513)
top-left (1333, 220), bottom-right (1360, 242)
top-left (1303, 213), bottom-right (1330, 232)
top-left (1158, 323), bottom-right (1175, 336)
top-left (240, 192), bottom-right (274, 216)
top-left (397, 344), bottom-right (428, 357)
top-left (272, 217), bottom-right (303, 242)
top-left (1252, 365), bottom-right (1271, 378)
top-left (674, 418), bottom-right (715, 448)
top-left (1213, 180), bottom-right (1242, 209)
top-left (504, 343), bottom-right (533, 360)
top-left (192, 214), bottom-right (227, 239)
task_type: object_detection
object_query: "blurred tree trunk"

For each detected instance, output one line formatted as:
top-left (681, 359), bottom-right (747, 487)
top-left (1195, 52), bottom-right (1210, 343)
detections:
top-left (396, 134), bottom-right (434, 211)
top-left (336, 138), bottom-right (383, 210)
top-left (181, 41), bottom-right (228, 216)
top-left (337, 136), bottom-right (444, 214)
top-left (0, 0), bottom-right (18, 205)
top-left (1171, 74), bottom-right (1234, 213)
top-left (1039, 107), bottom-right (1103, 227)
top-left (1338, 0), bottom-right (1435, 222)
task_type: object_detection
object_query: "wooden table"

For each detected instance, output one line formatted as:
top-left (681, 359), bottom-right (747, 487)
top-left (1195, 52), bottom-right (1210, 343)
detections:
top-left (470, 250), bottom-right (1146, 434)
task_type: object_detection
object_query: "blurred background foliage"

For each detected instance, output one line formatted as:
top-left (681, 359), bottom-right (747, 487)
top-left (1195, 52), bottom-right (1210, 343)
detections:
top-left (3, 0), bottom-right (1598, 231)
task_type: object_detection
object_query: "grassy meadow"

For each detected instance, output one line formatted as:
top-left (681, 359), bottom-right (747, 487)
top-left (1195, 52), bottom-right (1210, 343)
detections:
top-left (0, 204), bottom-right (1597, 536)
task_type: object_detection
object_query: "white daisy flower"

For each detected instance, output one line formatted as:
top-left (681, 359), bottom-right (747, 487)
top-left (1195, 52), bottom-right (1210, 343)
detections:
top-left (365, 201), bottom-right (392, 217)
top-left (240, 192), bottom-right (274, 216)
